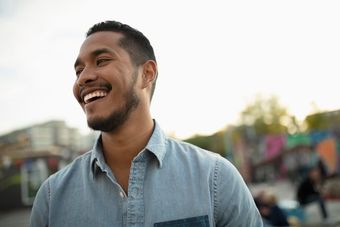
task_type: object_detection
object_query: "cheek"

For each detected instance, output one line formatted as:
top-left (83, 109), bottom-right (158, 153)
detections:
top-left (72, 83), bottom-right (81, 103)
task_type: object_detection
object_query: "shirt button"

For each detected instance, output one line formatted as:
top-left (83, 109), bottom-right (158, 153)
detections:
top-left (119, 191), bottom-right (124, 198)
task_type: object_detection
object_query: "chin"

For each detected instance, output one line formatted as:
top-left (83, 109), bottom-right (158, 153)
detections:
top-left (87, 112), bottom-right (128, 132)
top-left (86, 89), bottom-right (140, 132)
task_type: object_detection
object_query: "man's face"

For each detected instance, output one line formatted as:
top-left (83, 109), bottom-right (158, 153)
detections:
top-left (309, 168), bottom-right (321, 182)
top-left (73, 32), bottom-right (140, 132)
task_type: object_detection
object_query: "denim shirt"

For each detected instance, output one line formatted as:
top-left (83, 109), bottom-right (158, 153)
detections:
top-left (30, 122), bottom-right (263, 227)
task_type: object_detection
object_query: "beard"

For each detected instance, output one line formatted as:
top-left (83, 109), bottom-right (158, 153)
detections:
top-left (87, 76), bottom-right (140, 132)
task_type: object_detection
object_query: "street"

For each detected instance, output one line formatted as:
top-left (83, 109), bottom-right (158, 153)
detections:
top-left (0, 208), bottom-right (31, 227)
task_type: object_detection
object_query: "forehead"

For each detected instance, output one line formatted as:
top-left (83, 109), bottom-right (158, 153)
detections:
top-left (78, 31), bottom-right (125, 57)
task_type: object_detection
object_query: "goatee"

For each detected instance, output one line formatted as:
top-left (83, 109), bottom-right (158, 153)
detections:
top-left (87, 85), bottom-right (139, 132)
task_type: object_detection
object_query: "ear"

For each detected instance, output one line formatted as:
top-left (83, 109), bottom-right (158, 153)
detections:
top-left (141, 60), bottom-right (157, 89)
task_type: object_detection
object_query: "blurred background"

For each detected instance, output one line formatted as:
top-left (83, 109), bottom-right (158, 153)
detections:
top-left (1, 0), bottom-right (340, 226)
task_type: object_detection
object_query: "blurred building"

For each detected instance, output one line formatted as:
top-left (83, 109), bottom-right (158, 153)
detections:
top-left (0, 120), bottom-right (96, 155)
top-left (0, 120), bottom-right (97, 209)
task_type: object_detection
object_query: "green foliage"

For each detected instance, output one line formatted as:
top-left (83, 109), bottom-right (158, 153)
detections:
top-left (304, 110), bottom-right (340, 131)
top-left (240, 95), bottom-right (295, 136)
top-left (185, 135), bottom-right (212, 150)
top-left (184, 131), bottom-right (226, 156)
top-left (0, 174), bottom-right (21, 191)
top-left (305, 113), bottom-right (326, 130)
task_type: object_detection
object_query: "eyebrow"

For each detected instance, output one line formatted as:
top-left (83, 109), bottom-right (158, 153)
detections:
top-left (74, 48), bottom-right (116, 69)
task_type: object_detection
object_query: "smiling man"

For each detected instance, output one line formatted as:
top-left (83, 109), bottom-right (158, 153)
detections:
top-left (30, 20), bottom-right (263, 227)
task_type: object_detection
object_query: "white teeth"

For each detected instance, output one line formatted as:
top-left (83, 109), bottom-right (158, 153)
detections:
top-left (84, 91), bottom-right (107, 104)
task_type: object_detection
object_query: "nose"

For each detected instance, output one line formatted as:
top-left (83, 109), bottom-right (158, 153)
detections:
top-left (76, 67), bottom-right (98, 86)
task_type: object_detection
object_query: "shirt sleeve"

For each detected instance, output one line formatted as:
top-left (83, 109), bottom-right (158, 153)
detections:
top-left (214, 158), bottom-right (263, 227)
top-left (30, 178), bottom-right (50, 227)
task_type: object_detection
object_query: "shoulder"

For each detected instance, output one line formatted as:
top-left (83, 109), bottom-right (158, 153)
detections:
top-left (47, 150), bottom-right (92, 187)
top-left (30, 151), bottom-right (92, 226)
top-left (165, 138), bottom-right (262, 225)
top-left (164, 137), bottom-right (239, 182)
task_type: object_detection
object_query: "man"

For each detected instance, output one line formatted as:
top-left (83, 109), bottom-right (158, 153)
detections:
top-left (30, 20), bottom-right (262, 226)
top-left (254, 190), bottom-right (289, 226)
top-left (297, 165), bottom-right (329, 220)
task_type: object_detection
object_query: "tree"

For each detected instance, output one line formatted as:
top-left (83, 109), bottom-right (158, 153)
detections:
top-left (184, 131), bottom-right (226, 156)
top-left (240, 94), bottom-right (297, 136)
top-left (304, 110), bottom-right (340, 131)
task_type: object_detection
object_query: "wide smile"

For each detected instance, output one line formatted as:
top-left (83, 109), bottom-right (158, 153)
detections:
top-left (84, 90), bottom-right (108, 104)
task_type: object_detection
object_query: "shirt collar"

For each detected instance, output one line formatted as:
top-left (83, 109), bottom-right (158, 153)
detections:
top-left (145, 120), bottom-right (167, 168)
top-left (90, 120), bottom-right (167, 175)
top-left (90, 133), bottom-right (106, 175)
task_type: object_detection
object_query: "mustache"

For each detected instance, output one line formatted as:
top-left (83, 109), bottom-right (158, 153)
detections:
top-left (79, 82), bottom-right (112, 94)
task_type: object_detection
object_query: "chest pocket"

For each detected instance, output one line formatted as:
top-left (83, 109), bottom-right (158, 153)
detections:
top-left (154, 215), bottom-right (209, 227)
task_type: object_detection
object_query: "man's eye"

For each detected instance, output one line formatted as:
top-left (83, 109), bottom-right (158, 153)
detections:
top-left (75, 68), bottom-right (83, 76)
top-left (97, 59), bottom-right (110, 66)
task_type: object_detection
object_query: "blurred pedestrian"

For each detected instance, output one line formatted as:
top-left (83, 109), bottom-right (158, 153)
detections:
top-left (30, 20), bottom-right (263, 226)
top-left (255, 190), bottom-right (290, 226)
top-left (297, 166), bottom-right (329, 220)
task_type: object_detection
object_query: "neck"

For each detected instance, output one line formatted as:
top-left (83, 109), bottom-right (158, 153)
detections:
top-left (101, 114), bottom-right (154, 168)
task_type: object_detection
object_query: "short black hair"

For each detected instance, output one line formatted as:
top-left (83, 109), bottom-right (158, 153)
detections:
top-left (87, 20), bottom-right (156, 65)
top-left (86, 20), bottom-right (157, 100)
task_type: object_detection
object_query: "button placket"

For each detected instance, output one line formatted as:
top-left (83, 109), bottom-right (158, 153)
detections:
top-left (126, 158), bottom-right (146, 226)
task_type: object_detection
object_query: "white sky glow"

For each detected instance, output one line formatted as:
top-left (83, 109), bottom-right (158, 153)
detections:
top-left (1, 0), bottom-right (340, 139)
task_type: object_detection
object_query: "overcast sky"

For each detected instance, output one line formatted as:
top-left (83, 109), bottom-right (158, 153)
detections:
top-left (1, 0), bottom-right (340, 139)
